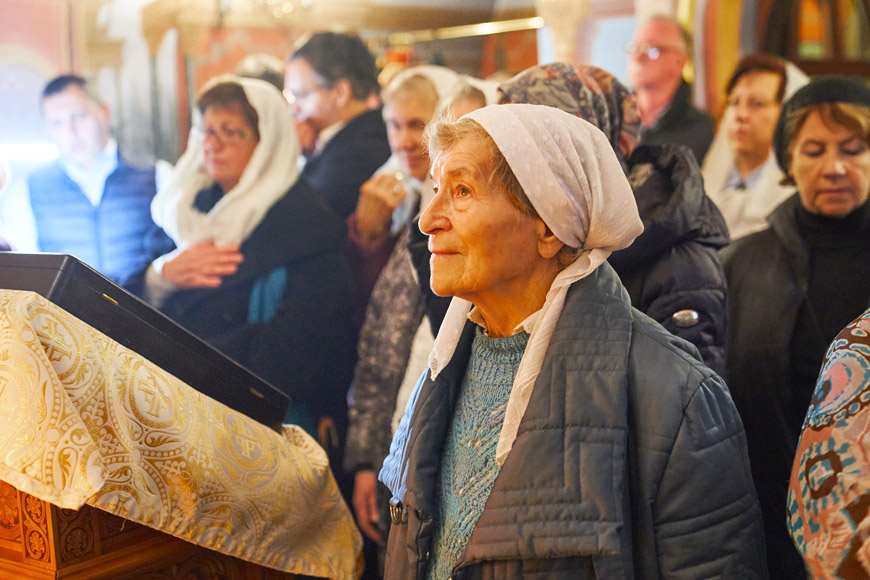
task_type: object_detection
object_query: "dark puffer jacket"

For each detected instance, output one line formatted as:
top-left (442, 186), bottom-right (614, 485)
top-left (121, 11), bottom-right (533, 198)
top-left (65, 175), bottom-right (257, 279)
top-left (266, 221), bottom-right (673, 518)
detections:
top-left (380, 263), bottom-right (767, 579)
top-left (609, 143), bottom-right (729, 377)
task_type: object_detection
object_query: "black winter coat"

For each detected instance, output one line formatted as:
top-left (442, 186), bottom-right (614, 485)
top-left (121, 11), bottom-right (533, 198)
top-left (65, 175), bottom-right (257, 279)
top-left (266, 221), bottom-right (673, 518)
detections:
top-left (722, 195), bottom-right (870, 579)
top-left (381, 263), bottom-right (767, 580)
top-left (610, 143), bottom-right (730, 377)
top-left (301, 108), bottom-right (391, 219)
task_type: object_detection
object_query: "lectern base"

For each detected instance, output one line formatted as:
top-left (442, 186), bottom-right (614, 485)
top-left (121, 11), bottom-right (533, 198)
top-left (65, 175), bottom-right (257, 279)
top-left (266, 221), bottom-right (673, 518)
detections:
top-left (0, 481), bottom-right (294, 580)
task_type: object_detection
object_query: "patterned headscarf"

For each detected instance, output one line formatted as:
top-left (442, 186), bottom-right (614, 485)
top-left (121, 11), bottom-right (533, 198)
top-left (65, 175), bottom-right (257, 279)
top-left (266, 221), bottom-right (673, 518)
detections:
top-left (499, 62), bottom-right (641, 170)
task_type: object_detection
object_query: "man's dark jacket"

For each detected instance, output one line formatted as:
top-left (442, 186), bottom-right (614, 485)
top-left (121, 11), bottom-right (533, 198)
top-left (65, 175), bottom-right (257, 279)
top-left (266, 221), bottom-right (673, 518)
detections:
top-left (380, 263), bottom-right (767, 579)
top-left (639, 80), bottom-right (714, 165)
top-left (301, 108), bottom-right (391, 219)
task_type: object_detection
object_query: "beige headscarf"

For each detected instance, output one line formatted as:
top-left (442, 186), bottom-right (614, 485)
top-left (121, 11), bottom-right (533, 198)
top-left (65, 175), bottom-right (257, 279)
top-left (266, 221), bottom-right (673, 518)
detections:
top-left (428, 103), bottom-right (643, 465)
top-left (151, 75), bottom-right (300, 246)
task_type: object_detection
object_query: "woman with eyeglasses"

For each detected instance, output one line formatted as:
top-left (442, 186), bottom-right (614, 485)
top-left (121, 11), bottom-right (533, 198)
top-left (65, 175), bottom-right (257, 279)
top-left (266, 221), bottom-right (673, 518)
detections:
top-left (143, 75), bottom-right (355, 440)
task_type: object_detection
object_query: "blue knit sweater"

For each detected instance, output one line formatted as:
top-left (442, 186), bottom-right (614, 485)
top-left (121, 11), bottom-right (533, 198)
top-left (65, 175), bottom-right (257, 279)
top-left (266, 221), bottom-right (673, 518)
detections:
top-left (428, 328), bottom-right (529, 580)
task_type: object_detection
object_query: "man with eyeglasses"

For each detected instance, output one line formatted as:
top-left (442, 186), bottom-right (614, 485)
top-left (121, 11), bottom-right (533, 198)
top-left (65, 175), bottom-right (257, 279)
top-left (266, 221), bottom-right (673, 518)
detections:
top-left (284, 32), bottom-right (391, 220)
top-left (25, 74), bottom-right (172, 284)
top-left (627, 15), bottom-right (714, 164)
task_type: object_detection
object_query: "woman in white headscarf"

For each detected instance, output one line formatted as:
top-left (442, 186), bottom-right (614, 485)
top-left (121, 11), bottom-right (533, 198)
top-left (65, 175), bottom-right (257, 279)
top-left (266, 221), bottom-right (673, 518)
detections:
top-left (145, 76), bottom-right (355, 439)
top-left (378, 104), bottom-right (766, 578)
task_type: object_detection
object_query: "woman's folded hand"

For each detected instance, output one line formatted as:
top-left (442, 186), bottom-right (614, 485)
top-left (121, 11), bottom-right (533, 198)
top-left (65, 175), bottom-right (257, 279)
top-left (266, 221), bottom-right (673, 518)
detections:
top-left (161, 241), bottom-right (244, 288)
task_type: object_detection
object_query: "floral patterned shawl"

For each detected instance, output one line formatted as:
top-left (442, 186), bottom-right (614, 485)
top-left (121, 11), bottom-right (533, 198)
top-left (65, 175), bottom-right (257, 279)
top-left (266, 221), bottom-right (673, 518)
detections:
top-left (788, 308), bottom-right (870, 579)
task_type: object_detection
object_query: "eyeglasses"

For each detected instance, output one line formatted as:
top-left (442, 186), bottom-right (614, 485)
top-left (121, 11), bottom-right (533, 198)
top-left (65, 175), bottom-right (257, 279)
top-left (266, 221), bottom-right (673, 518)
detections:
top-left (194, 125), bottom-right (251, 146)
top-left (625, 42), bottom-right (679, 60)
top-left (283, 84), bottom-right (327, 105)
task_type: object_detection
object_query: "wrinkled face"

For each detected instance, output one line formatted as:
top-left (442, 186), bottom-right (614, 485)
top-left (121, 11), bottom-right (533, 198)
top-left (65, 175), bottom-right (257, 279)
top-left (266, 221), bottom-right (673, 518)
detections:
top-left (419, 134), bottom-right (542, 303)
top-left (789, 110), bottom-right (870, 217)
top-left (42, 85), bottom-right (110, 169)
top-left (725, 71), bottom-right (782, 160)
top-left (384, 94), bottom-right (436, 180)
top-left (201, 106), bottom-right (259, 192)
top-left (627, 20), bottom-right (687, 90)
top-left (284, 57), bottom-right (341, 134)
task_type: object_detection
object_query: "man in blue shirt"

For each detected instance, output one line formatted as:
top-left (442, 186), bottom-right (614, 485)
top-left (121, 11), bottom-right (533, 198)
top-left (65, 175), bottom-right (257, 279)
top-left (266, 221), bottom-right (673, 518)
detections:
top-left (27, 75), bottom-right (171, 284)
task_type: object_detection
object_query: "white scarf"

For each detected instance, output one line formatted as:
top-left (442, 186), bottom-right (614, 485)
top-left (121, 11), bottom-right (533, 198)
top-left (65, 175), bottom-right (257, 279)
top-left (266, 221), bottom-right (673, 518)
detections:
top-left (151, 75), bottom-right (300, 247)
top-left (428, 104), bottom-right (644, 465)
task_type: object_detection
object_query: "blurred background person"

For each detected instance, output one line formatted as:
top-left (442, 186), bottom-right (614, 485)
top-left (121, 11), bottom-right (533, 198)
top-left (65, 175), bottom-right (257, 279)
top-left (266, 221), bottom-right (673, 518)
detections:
top-left (626, 15), bottom-right (713, 164)
top-left (723, 76), bottom-right (870, 579)
top-left (344, 67), bottom-right (488, 565)
top-left (381, 103), bottom-right (765, 577)
top-left (346, 72), bottom-right (439, 328)
top-left (284, 32), bottom-right (390, 219)
top-left (702, 54), bottom-right (809, 240)
top-left (28, 75), bottom-right (172, 284)
top-left (440, 81), bottom-right (488, 120)
top-left (788, 307), bottom-right (870, 579)
top-left (285, 32), bottom-right (391, 351)
top-left (142, 76), bottom-right (355, 492)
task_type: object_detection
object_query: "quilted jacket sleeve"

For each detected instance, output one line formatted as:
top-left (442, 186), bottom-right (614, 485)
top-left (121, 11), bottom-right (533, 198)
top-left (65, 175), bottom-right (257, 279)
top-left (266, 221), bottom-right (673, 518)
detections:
top-left (652, 373), bottom-right (768, 579)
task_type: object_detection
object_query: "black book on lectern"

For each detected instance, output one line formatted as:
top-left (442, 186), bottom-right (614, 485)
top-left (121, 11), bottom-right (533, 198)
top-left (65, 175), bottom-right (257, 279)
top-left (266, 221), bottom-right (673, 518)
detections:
top-left (0, 253), bottom-right (290, 432)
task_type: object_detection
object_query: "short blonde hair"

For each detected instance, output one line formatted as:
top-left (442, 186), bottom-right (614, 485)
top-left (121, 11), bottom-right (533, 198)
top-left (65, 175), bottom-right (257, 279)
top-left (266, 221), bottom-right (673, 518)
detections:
top-left (382, 73), bottom-right (439, 112)
top-left (425, 116), bottom-right (579, 267)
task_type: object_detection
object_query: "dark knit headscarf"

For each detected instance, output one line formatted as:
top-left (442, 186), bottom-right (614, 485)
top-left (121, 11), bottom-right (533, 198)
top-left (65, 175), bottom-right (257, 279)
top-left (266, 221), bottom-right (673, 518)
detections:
top-left (498, 63), bottom-right (641, 172)
top-left (774, 76), bottom-right (870, 172)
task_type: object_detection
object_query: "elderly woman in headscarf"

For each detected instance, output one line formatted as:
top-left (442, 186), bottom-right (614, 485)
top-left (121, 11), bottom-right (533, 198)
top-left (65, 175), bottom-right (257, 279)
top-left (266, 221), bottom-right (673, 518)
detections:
top-left (144, 76), bottom-right (354, 442)
top-left (723, 76), bottom-right (870, 579)
top-left (379, 104), bottom-right (766, 578)
top-left (496, 62), bottom-right (729, 376)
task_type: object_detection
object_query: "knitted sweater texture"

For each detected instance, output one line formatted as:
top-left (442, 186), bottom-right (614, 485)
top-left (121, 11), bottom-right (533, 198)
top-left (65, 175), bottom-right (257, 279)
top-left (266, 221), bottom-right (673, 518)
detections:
top-left (428, 329), bottom-right (528, 580)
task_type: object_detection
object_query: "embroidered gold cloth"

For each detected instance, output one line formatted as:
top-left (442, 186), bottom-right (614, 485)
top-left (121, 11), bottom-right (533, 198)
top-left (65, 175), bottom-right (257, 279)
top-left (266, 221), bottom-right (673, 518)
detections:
top-left (0, 290), bottom-right (361, 579)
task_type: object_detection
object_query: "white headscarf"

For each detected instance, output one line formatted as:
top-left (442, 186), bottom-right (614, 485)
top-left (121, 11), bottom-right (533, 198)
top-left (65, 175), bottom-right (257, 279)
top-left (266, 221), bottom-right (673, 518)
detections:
top-left (151, 75), bottom-right (300, 246)
top-left (427, 104), bottom-right (644, 465)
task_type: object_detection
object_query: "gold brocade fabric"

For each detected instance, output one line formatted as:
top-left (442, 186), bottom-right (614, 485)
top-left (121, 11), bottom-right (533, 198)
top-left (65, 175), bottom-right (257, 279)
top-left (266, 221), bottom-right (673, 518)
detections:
top-left (0, 290), bottom-right (361, 579)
